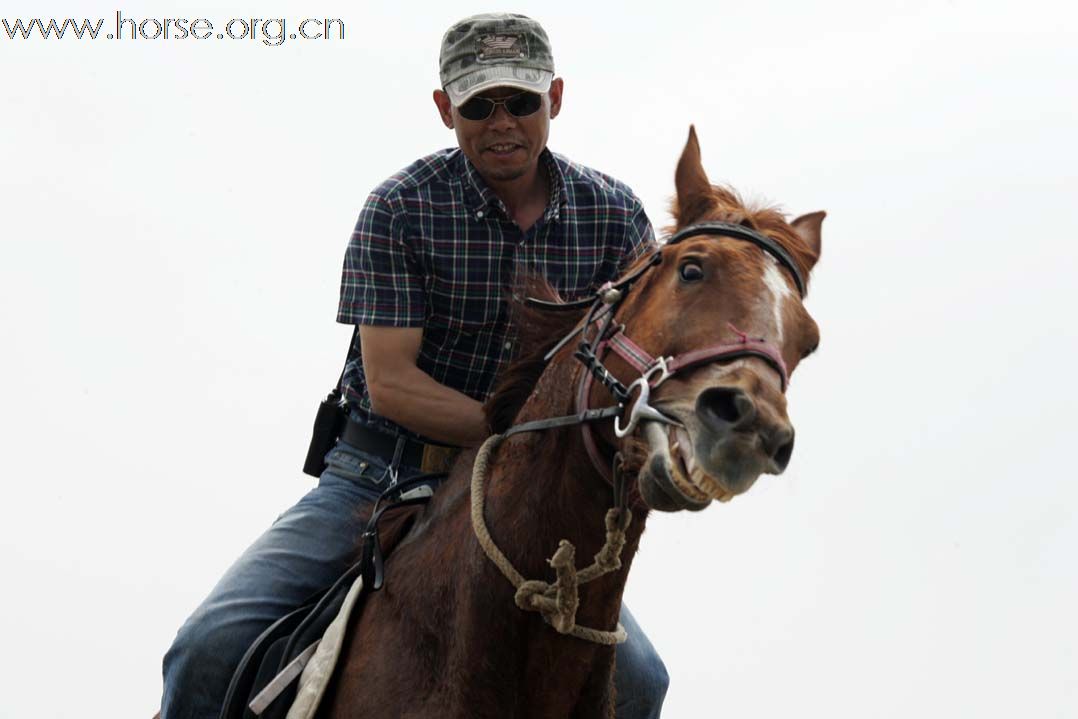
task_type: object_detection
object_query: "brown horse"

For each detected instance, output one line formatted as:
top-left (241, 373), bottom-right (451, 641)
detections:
top-left (319, 127), bottom-right (824, 718)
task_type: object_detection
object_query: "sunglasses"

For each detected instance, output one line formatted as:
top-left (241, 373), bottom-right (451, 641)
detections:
top-left (457, 91), bottom-right (543, 122)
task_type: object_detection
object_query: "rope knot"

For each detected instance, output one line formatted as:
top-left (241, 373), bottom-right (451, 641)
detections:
top-left (514, 580), bottom-right (551, 612)
top-left (513, 541), bottom-right (581, 634)
top-left (472, 434), bottom-right (634, 645)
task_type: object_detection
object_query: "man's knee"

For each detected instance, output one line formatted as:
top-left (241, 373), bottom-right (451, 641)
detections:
top-left (628, 646), bottom-right (670, 713)
top-left (161, 609), bottom-right (249, 717)
top-left (615, 623), bottom-right (670, 718)
top-left (644, 652), bottom-right (670, 702)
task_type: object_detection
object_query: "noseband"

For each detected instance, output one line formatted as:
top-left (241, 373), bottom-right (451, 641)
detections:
top-left (520, 221), bottom-right (806, 481)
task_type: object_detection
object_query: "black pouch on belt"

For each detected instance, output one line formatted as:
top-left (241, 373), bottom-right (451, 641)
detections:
top-left (302, 389), bottom-right (348, 477)
top-left (302, 327), bottom-right (357, 478)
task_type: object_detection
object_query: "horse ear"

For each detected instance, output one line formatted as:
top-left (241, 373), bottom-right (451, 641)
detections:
top-left (791, 211), bottom-right (825, 262)
top-left (673, 125), bottom-right (714, 225)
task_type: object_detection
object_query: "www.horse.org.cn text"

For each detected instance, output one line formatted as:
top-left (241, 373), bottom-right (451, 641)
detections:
top-left (2, 12), bottom-right (345, 46)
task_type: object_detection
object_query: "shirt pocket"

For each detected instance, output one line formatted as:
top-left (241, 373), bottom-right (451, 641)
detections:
top-left (421, 313), bottom-right (488, 375)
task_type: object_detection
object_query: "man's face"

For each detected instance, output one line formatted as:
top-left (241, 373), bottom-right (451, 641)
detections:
top-left (434, 79), bottom-right (563, 184)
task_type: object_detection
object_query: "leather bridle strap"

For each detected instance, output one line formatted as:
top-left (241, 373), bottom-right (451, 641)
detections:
top-left (525, 251), bottom-right (663, 313)
top-left (501, 405), bottom-right (624, 439)
top-left (665, 220), bottom-right (806, 297)
top-left (604, 324), bottom-right (790, 392)
top-left (576, 364), bottom-right (617, 483)
top-left (667, 342), bottom-right (788, 390)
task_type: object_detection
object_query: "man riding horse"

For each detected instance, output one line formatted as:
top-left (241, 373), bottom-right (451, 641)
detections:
top-left (160, 12), bottom-right (670, 718)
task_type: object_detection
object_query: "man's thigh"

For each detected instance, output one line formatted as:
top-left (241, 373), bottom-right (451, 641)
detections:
top-left (162, 443), bottom-right (402, 717)
top-left (189, 442), bottom-right (415, 623)
top-left (200, 471), bottom-right (379, 615)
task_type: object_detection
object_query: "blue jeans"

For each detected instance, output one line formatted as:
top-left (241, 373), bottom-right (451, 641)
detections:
top-left (161, 440), bottom-right (669, 718)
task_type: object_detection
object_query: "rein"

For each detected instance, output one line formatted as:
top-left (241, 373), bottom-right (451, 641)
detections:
top-left (470, 221), bottom-right (805, 643)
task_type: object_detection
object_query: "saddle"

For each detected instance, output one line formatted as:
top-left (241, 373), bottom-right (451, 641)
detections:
top-left (219, 474), bottom-right (445, 719)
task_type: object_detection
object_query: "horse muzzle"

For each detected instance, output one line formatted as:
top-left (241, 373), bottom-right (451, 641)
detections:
top-left (635, 382), bottom-right (795, 512)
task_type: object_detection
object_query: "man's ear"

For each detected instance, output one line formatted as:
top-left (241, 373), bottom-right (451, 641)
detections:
top-left (433, 89), bottom-right (454, 129)
top-left (548, 77), bottom-right (563, 120)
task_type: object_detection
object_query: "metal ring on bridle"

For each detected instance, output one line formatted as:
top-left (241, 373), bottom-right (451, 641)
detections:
top-left (614, 358), bottom-right (679, 438)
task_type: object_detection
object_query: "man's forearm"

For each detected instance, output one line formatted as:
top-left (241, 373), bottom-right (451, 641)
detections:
top-left (367, 365), bottom-right (489, 447)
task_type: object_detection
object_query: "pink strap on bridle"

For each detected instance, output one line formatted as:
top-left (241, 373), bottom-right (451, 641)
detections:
top-left (607, 323), bottom-right (789, 390)
top-left (603, 333), bottom-right (652, 374)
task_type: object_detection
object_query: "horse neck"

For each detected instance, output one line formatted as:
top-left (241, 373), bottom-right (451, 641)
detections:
top-left (483, 353), bottom-right (647, 627)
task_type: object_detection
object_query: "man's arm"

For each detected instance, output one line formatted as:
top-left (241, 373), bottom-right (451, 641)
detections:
top-left (339, 189), bottom-right (486, 446)
top-left (359, 324), bottom-right (488, 447)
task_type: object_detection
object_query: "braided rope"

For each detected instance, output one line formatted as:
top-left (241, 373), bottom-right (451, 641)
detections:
top-left (470, 434), bottom-right (630, 645)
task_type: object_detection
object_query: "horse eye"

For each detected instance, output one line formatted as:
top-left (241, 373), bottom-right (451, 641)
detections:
top-left (679, 261), bottom-right (704, 282)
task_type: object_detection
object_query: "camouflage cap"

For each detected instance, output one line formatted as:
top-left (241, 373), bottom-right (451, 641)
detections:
top-left (439, 13), bottom-right (555, 107)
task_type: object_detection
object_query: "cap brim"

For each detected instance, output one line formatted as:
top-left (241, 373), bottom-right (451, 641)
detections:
top-left (445, 67), bottom-right (553, 106)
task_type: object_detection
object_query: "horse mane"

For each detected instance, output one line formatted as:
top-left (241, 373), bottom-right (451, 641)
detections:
top-left (484, 276), bottom-right (587, 433)
top-left (669, 183), bottom-right (819, 290)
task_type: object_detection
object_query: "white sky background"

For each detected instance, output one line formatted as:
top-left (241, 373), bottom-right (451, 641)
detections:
top-left (1, 1), bottom-right (1075, 717)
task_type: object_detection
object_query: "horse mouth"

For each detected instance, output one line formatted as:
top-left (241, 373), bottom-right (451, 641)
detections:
top-left (637, 421), bottom-right (733, 511)
top-left (667, 425), bottom-right (735, 503)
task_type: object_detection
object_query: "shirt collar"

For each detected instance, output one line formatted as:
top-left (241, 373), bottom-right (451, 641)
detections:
top-left (458, 148), bottom-right (567, 223)
top-left (542, 150), bottom-right (568, 223)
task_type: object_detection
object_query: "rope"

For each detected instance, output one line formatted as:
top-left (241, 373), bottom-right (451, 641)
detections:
top-left (470, 434), bottom-right (630, 645)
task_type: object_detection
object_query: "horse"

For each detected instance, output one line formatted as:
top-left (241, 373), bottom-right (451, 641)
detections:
top-left (317, 126), bottom-right (825, 718)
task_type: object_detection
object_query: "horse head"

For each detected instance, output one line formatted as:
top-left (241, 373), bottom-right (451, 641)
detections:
top-left (612, 127), bottom-right (823, 511)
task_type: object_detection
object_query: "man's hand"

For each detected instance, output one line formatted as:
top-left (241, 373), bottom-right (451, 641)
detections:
top-left (359, 325), bottom-right (489, 447)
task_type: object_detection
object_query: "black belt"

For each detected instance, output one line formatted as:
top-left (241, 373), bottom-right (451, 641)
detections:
top-left (340, 420), bottom-right (442, 470)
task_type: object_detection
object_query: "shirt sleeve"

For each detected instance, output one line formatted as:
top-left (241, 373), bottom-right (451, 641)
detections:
top-left (616, 196), bottom-right (658, 274)
top-left (336, 190), bottom-right (426, 327)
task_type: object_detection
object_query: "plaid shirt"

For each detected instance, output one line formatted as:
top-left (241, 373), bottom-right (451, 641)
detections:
top-left (337, 147), bottom-right (655, 442)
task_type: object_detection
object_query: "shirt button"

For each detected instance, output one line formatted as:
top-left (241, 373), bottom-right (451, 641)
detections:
top-left (476, 210), bottom-right (485, 219)
top-left (504, 341), bottom-right (513, 350)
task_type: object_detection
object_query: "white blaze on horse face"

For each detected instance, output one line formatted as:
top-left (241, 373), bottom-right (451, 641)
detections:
top-left (761, 258), bottom-right (792, 344)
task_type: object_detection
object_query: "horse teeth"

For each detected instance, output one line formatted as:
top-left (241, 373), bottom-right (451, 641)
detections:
top-left (675, 427), bottom-right (696, 475)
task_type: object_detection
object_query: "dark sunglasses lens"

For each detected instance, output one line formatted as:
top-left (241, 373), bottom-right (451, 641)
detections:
top-left (457, 92), bottom-right (542, 121)
top-left (506, 92), bottom-right (542, 117)
top-left (458, 97), bottom-right (494, 121)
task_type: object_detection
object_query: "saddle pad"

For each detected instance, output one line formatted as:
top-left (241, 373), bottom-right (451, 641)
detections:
top-left (284, 573), bottom-right (365, 719)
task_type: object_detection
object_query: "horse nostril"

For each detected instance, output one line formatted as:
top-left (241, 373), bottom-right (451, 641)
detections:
top-left (768, 427), bottom-right (795, 471)
top-left (696, 387), bottom-right (756, 431)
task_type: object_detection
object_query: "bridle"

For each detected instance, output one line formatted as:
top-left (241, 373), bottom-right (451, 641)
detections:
top-left (463, 221), bottom-right (808, 645)
top-left (515, 220), bottom-right (807, 482)
top-left (352, 223), bottom-right (811, 653)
